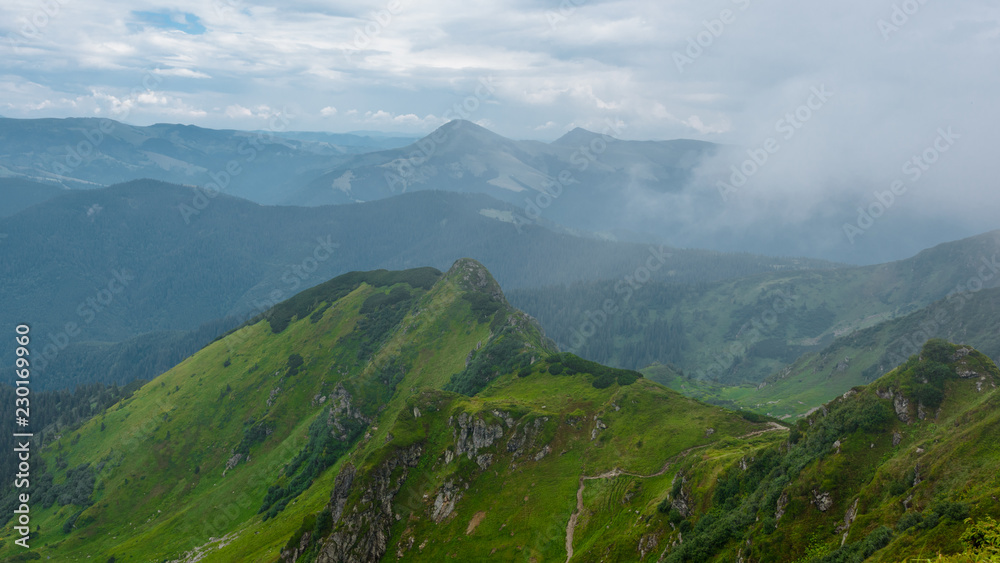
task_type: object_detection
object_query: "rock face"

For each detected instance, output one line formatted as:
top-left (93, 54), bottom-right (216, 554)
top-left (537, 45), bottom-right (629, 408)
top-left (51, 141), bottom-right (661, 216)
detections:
top-left (670, 474), bottom-right (692, 518)
top-left (893, 394), bottom-right (910, 423)
top-left (506, 416), bottom-right (547, 458)
top-left (328, 383), bottom-right (372, 440)
top-left (775, 491), bottom-right (789, 522)
top-left (591, 418), bottom-right (607, 441)
top-left (811, 489), bottom-right (833, 512)
top-left (316, 444), bottom-right (423, 563)
top-left (282, 530), bottom-right (313, 562)
top-left (837, 498), bottom-right (860, 545)
top-left (453, 412), bottom-right (504, 460)
top-left (431, 480), bottom-right (460, 522)
top-left (877, 388), bottom-right (911, 423)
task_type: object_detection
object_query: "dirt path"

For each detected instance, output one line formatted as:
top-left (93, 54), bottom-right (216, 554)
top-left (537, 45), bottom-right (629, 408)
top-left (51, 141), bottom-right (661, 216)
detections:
top-left (564, 446), bottom-right (706, 562)
top-left (738, 421), bottom-right (788, 439)
top-left (564, 422), bottom-right (787, 562)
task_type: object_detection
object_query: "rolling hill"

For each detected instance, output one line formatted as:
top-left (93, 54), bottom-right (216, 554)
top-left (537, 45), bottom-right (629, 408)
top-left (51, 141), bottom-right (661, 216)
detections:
top-left (0, 179), bottom-right (834, 390)
top-left (651, 284), bottom-right (1000, 419)
top-left (1, 263), bottom-right (997, 562)
top-left (284, 119), bottom-right (719, 239)
top-left (510, 229), bottom-right (1000, 385)
top-left (0, 117), bottom-right (415, 204)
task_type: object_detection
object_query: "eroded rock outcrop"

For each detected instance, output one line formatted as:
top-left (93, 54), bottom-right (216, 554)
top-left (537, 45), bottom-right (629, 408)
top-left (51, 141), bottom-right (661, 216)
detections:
top-left (316, 444), bottom-right (423, 563)
top-left (452, 412), bottom-right (504, 460)
top-left (811, 489), bottom-right (833, 512)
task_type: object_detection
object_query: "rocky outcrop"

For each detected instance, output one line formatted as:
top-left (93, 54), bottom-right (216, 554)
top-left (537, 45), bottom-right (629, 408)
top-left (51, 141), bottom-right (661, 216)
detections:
top-left (452, 412), bottom-right (504, 460)
top-left (878, 388), bottom-right (911, 423)
top-left (670, 474), bottom-right (692, 518)
top-left (591, 417), bottom-right (607, 441)
top-left (775, 491), bottom-right (789, 522)
top-left (316, 444), bottom-right (423, 563)
top-left (893, 394), bottom-right (910, 423)
top-left (811, 489), bottom-right (833, 512)
top-left (837, 498), bottom-right (860, 545)
top-left (431, 479), bottom-right (461, 522)
top-left (330, 464), bottom-right (356, 522)
top-left (282, 530), bottom-right (312, 562)
top-left (328, 384), bottom-right (372, 440)
top-left (638, 533), bottom-right (659, 559)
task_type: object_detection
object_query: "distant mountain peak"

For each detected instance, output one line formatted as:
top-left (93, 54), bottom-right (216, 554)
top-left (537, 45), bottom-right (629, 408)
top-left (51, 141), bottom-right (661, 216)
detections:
top-left (551, 126), bottom-right (613, 147)
top-left (429, 119), bottom-right (501, 140)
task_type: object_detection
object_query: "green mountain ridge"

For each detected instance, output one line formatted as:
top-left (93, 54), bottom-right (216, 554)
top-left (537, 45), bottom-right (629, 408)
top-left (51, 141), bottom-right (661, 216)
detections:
top-left (654, 285), bottom-right (1000, 419)
top-left (0, 179), bottom-right (835, 390)
top-left (2, 262), bottom-right (999, 562)
top-left (510, 229), bottom-right (1000, 384)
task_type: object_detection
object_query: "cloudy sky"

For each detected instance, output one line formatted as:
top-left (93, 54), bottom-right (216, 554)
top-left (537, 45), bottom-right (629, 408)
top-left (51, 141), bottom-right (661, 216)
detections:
top-left (0, 0), bottom-right (994, 139)
top-left (1, 0), bottom-right (998, 260)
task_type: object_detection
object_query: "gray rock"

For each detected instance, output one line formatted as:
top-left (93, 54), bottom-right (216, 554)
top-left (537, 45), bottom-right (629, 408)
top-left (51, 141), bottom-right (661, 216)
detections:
top-left (893, 394), bottom-right (910, 423)
top-left (317, 445), bottom-right (423, 563)
top-left (811, 489), bottom-right (833, 512)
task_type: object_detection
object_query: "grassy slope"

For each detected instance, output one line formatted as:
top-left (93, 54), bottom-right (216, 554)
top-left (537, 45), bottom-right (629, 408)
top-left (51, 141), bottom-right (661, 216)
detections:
top-left (511, 229), bottom-right (1000, 384)
top-left (312, 363), bottom-right (777, 563)
top-left (650, 286), bottom-right (1000, 419)
top-left (0, 263), bottom-right (488, 561)
top-left (5, 260), bottom-right (1000, 563)
top-left (652, 341), bottom-right (1000, 563)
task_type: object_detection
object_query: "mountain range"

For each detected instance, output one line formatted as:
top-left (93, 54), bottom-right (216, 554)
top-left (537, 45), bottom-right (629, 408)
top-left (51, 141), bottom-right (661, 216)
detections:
top-left (0, 116), bottom-right (987, 263)
top-left (0, 117), bottom-right (415, 204)
top-left (1, 260), bottom-right (997, 562)
top-left (0, 179), bottom-right (831, 390)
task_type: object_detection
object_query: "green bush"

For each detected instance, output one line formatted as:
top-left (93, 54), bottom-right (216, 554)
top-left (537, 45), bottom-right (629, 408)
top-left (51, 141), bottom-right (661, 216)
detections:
top-left (961, 516), bottom-right (1000, 555)
top-left (444, 329), bottom-right (532, 396)
top-left (264, 268), bottom-right (440, 333)
top-left (286, 353), bottom-right (304, 376)
top-left (896, 511), bottom-right (923, 532)
top-left (921, 338), bottom-right (954, 365)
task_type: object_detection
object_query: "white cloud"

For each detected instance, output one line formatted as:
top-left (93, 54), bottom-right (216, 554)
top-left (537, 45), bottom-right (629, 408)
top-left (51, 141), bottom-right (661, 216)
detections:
top-left (153, 67), bottom-right (211, 78)
top-left (320, 106), bottom-right (338, 117)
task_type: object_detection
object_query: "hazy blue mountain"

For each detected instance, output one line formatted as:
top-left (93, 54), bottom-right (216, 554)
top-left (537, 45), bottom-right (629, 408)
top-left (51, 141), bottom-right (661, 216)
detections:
top-left (0, 179), bottom-right (834, 389)
top-left (284, 119), bottom-right (719, 237)
top-left (0, 177), bottom-right (66, 217)
top-left (0, 117), bottom-right (410, 204)
top-left (509, 229), bottom-right (1000, 383)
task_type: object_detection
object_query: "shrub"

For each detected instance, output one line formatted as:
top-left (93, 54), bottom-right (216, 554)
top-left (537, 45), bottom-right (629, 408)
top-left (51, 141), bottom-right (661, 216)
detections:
top-left (896, 511), bottom-right (923, 532)
top-left (286, 353), bottom-right (304, 376)
top-left (961, 516), bottom-right (1000, 555)
top-left (921, 338), bottom-right (954, 365)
